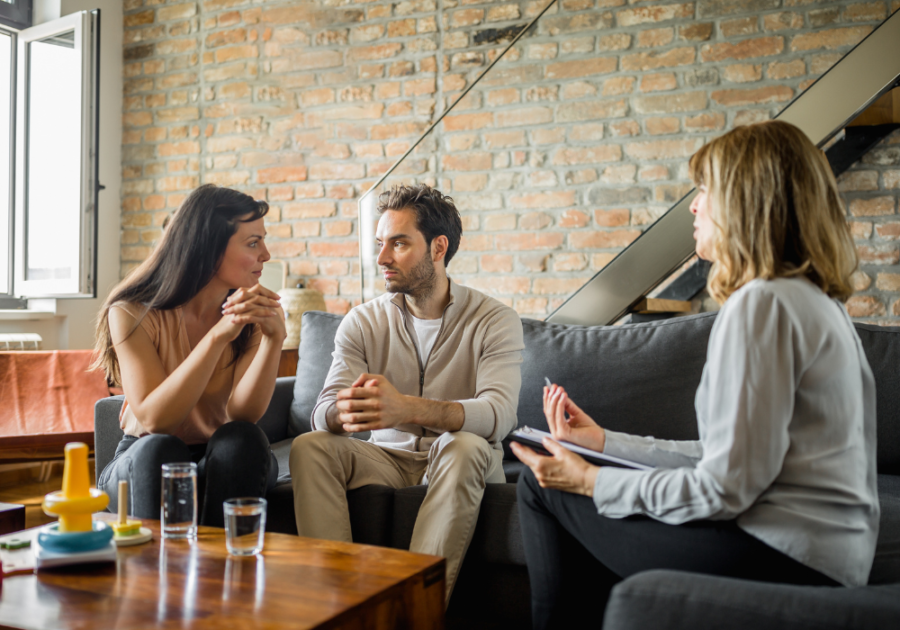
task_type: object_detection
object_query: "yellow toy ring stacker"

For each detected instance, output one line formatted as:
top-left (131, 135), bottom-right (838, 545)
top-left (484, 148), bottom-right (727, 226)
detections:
top-left (43, 489), bottom-right (109, 533)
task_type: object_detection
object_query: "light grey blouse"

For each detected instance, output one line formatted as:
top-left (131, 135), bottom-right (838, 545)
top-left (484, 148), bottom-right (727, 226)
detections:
top-left (594, 277), bottom-right (880, 587)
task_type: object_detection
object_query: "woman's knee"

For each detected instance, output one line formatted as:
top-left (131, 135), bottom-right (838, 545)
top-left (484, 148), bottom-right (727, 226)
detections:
top-left (127, 434), bottom-right (191, 473)
top-left (209, 421), bottom-right (269, 451)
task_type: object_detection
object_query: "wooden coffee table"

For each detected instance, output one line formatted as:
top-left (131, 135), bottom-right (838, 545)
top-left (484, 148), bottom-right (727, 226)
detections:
top-left (0, 517), bottom-right (445, 629)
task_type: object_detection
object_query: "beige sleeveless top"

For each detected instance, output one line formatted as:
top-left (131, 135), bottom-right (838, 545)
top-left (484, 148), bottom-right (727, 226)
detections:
top-left (113, 303), bottom-right (260, 445)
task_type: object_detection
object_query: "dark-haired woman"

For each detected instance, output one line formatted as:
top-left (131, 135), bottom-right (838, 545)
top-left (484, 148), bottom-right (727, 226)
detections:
top-left (94, 184), bottom-right (285, 527)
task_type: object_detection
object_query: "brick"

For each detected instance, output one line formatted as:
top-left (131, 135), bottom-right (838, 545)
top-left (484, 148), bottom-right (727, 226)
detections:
top-left (257, 166), bottom-right (308, 184)
top-left (646, 117), bottom-right (680, 135)
top-left (509, 192), bottom-right (576, 209)
top-left (528, 43), bottom-right (558, 60)
top-left (701, 37), bottom-right (783, 62)
top-left (616, 3), bottom-right (693, 26)
top-left (625, 139), bottom-right (704, 160)
top-left (158, 3), bottom-right (196, 22)
top-left (444, 112), bottom-right (493, 131)
top-left (791, 26), bottom-right (873, 52)
top-left (569, 229), bottom-right (641, 249)
top-left (533, 128), bottom-right (567, 145)
top-left (849, 197), bottom-right (895, 216)
top-left (559, 210), bottom-right (591, 228)
top-left (158, 141), bottom-right (200, 156)
top-left (594, 208), bottom-right (631, 227)
top-left (885, 171), bottom-right (900, 189)
top-left (640, 73), bottom-right (677, 92)
top-left (637, 27), bottom-right (674, 48)
top-left (488, 4), bottom-right (520, 22)
top-left (845, 295), bottom-right (885, 317)
top-left (518, 254), bottom-right (548, 272)
top-left (609, 120), bottom-right (641, 137)
top-left (552, 146), bottom-right (622, 166)
top-left (156, 175), bottom-right (199, 192)
top-left (484, 130), bottom-right (526, 149)
top-left (545, 57), bottom-right (617, 79)
top-left (697, 0), bottom-right (779, 18)
top-left (601, 165), bottom-right (637, 184)
top-left (763, 12), bottom-right (803, 31)
top-left (767, 59), bottom-right (805, 80)
top-left (496, 107), bottom-right (553, 127)
top-left (495, 233), bottom-right (565, 251)
top-left (711, 86), bottom-right (793, 106)
top-left (679, 23), bottom-right (713, 42)
top-left (557, 99), bottom-right (628, 122)
top-left (124, 112), bottom-right (153, 127)
top-left (515, 298), bottom-right (548, 316)
top-left (858, 245), bottom-right (899, 264)
top-left (454, 174), bottom-right (488, 192)
top-left (843, 2), bottom-right (888, 22)
top-left (553, 254), bottom-right (589, 272)
top-left (324, 221), bottom-right (353, 237)
top-left (484, 214), bottom-right (517, 231)
top-left (685, 112), bottom-right (725, 132)
top-left (442, 153), bottom-right (492, 172)
top-left (588, 185), bottom-right (651, 205)
top-left (520, 212), bottom-right (553, 230)
top-left (876, 223), bottom-right (900, 240)
top-left (634, 91), bottom-right (707, 114)
top-left (723, 64), bottom-right (762, 83)
top-left (838, 170), bottom-right (879, 192)
top-left (599, 33), bottom-right (631, 51)
top-left (850, 221), bottom-right (873, 239)
top-left (621, 47), bottom-right (695, 71)
top-left (404, 77), bottom-right (436, 96)
top-left (570, 123), bottom-right (605, 142)
top-left (124, 10), bottom-right (154, 28)
top-left (721, 17), bottom-right (758, 38)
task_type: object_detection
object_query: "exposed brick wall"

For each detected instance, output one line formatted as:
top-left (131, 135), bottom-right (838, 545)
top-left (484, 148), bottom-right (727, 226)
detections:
top-left (122, 0), bottom-right (900, 322)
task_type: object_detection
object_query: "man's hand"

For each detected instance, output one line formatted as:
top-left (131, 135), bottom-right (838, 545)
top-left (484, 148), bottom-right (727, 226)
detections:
top-left (335, 373), bottom-right (415, 433)
top-left (510, 438), bottom-right (599, 497)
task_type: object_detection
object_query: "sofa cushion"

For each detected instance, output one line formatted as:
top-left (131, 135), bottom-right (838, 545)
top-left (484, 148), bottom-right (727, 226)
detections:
top-left (602, 569), bottom-right (900, 630)
top-left (516, 313), bottom-right (716, 449)
top-left (871, 474), bottom-right (900, 584)
top-left (854, 324), bottom-right (900, 475)
top-left (289, 311), bottom-right (343, 437)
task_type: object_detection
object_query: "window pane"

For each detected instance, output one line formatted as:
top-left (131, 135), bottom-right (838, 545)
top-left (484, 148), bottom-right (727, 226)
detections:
top-left (0, 32), bottom-right (10, 294)
top-left (25, 31), bottom-right (80, 282)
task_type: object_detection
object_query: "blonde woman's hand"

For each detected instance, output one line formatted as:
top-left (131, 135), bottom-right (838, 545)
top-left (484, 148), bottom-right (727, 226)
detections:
top-left (510, 438), bottom-right (599, 497)
top-left (544, 384), bottom-right (606, 453)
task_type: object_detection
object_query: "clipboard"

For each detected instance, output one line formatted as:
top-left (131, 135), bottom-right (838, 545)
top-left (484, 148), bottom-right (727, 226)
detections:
top-left (509, 426), bottom-right (653, 471)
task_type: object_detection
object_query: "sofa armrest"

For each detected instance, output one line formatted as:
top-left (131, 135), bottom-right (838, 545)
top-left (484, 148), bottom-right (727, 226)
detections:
top-left (94, 396), bottom-right (125, 479)
top-left (602, 570), bottom-right (900, 630)
top-left (256, 377), bottom-right (295, 444)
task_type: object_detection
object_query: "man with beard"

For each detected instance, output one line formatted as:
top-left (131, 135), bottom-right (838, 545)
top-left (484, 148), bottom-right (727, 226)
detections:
top-left (289, 184), bottom-right (524, 601)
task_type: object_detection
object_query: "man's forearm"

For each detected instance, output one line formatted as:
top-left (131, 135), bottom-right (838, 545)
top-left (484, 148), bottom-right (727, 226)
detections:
top-left (323, 403), bottom-right (349, 434)
top-left (409, 397), bottom-right (465, 433)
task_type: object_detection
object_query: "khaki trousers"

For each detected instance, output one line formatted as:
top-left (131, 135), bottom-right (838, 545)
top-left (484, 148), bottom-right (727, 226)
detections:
top-left (289, 430), bottom-right (505, 600)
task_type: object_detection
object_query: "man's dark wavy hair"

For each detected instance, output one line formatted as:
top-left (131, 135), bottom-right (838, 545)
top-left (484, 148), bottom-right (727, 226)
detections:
top-left (376, 184), bottom-right (463, 266)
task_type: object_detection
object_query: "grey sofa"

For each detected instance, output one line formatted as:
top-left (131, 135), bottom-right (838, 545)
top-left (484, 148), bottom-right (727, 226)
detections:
top-left (94, 310), bottom-right (900, 628)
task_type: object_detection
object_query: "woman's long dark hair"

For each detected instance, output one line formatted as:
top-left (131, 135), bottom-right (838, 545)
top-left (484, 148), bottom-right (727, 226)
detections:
top-left (92, 185), bottom-right (269, 385)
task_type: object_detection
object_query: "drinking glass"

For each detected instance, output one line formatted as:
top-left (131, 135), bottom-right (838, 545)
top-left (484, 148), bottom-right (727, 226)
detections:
top-left (161, 463), bottom-right (197, 540)
top-left (223, 498), bottom-right (267, 555)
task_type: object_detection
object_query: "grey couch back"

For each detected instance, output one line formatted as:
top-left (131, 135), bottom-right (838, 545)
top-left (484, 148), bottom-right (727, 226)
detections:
top-left (288, 310), bottom-right (900, 474)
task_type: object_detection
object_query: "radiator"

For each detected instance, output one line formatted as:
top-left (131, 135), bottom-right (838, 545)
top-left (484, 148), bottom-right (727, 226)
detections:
top-left (0, 333), bottom-right (43, 350)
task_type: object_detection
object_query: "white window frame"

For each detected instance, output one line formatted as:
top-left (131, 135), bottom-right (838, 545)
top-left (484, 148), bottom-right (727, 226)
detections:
top-left (9, 10), bottom-right (99, 299)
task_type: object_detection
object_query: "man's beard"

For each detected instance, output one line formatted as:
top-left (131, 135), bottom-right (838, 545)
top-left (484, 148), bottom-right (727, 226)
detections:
top-left (383, 253), bottom-right (436, 300)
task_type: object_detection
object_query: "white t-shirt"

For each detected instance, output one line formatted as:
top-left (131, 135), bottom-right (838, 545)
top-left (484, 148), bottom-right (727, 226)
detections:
top-left (410, 314), bottom-right (442, 367)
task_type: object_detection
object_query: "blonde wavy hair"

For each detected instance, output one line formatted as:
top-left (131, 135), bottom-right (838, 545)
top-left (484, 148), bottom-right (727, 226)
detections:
top-left (689, 120), bottom-right (857, 304)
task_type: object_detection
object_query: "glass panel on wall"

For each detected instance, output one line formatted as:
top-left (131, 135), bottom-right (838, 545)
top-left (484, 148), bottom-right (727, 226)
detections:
top-left (24, 29), bottom-right (79, 282)
top-left (0, 31), bottom-right (11, 295)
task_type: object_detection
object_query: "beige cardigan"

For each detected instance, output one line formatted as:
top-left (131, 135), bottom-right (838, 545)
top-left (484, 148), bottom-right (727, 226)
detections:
top-left (312, 280), bottom-right (524, 453)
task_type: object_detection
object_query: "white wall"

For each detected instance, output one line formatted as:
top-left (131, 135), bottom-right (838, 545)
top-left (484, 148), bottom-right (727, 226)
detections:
top-left (0, 0), bottom-right (122, 350)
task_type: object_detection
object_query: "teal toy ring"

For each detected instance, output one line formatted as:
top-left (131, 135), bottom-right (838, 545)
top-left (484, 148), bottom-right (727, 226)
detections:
top-left (37, 521), bottom-right (113, 553)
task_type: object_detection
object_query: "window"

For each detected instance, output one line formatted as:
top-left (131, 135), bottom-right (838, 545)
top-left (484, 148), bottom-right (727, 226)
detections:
top-left (0, 9), bottom-right (99, 307)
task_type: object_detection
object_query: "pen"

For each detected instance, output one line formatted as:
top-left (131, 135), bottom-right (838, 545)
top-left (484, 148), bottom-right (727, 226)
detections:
top-left (544, 377), bottom-right (552, 388)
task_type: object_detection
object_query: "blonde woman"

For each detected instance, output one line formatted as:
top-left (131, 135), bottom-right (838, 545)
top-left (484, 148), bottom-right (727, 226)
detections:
top-left (93, 185), bottom-right (285, 527)
top-left (511, 121), bottom-right (879, 628)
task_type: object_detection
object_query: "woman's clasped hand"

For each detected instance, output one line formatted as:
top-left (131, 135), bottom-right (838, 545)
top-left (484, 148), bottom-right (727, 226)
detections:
top-left (218, 284), bottom-right (286, 342)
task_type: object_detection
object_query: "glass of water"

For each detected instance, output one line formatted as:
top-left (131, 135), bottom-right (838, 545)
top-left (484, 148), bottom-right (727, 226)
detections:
top-left (223, 498), bottom-right (267, 556)
top-left (161, 463), bottom-right (197, 540)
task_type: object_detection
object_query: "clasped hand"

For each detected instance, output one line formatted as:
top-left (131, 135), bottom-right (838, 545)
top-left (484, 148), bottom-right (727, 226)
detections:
top-left (335, 373), bottom-right (413, 433)
top-left (509, 384), bottom-right (606, 497)
top-left (217, 284), bottom-right (286, 342)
